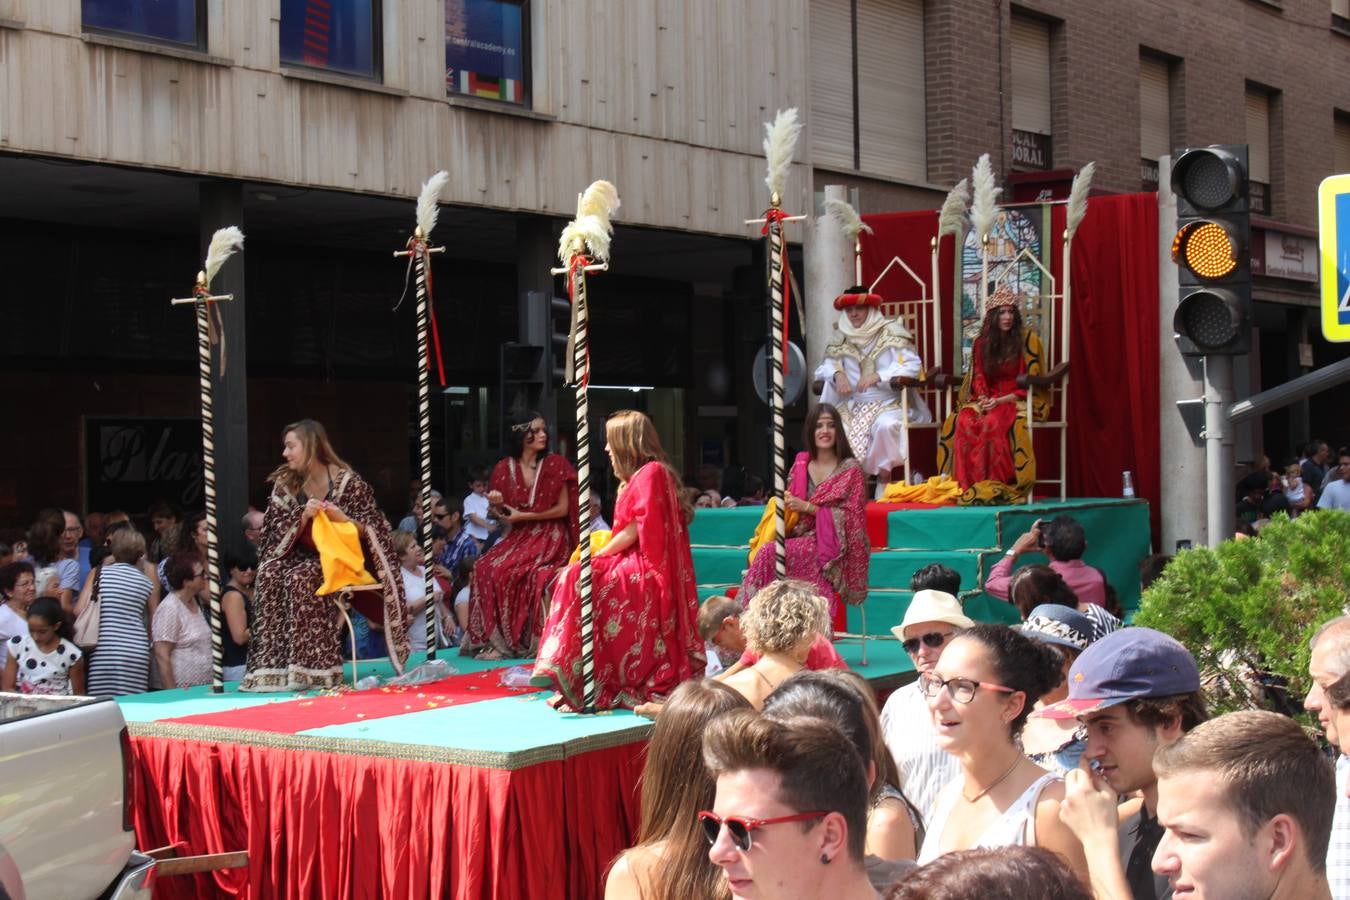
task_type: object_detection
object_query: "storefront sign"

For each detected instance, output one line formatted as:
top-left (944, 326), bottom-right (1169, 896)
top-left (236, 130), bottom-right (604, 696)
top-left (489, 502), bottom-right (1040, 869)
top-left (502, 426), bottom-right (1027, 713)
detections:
top-left (84, 417), bottom-right (202, 514)
top-left (1012, 130), bottom-right (1052, 170)
top-left (1252, 230), bottom-right (1318, 282)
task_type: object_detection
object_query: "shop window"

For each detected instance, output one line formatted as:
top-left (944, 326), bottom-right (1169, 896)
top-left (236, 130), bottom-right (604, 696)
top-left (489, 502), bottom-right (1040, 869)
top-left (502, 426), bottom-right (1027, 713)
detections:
top-left (82, 0), bottom-right (205, 50)
top-left (280, 0), bottom-right (381, 80)
top-left (445, 0), bottom-right (529, 106)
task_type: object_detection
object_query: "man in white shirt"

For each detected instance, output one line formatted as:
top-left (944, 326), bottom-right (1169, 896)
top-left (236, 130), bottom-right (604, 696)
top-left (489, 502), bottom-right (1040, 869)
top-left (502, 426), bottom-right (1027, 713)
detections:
top-left (1318, 448), bottom-right (1350, 511)
top-left (878, 588), bottom-right (971, 824)
top-left (1304, 615), bottom-right (1350, 899)
top-left (815, 287), bottom-right (931, 497)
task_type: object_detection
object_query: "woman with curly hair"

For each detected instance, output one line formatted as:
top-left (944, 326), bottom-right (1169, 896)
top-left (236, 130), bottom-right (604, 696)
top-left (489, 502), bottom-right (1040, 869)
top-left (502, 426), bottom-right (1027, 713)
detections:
top-left (533, 410), bottom-right (703, 711)
top-left (604, 679), bottom-right (749, 899)
top-left (722, 579), bottom-right (830, 709)
top-left (936, 288), bottom-right (1049, 505)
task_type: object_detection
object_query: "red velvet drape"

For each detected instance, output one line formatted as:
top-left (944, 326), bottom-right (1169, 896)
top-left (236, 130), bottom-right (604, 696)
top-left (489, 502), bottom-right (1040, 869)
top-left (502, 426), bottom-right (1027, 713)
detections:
top-left (1065, 194), bottom-right (1161, 540)
top-left (132, 735), bottom-right (645, 899)
top-left (859, 195), bottom-right (1162, 541)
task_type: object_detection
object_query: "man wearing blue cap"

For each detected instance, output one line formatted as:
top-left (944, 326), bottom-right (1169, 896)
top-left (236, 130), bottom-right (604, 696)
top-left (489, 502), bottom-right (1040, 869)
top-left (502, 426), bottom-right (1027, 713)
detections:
top-left (1042, 627), bottom-right (1208, 900)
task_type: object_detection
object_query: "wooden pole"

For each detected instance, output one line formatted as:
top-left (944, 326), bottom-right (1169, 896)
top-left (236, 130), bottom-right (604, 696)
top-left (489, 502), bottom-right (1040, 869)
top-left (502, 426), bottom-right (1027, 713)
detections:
top-left (171, 285), bottom-right (234, 693)
top-left (766, 217), bottom-right (788, 578)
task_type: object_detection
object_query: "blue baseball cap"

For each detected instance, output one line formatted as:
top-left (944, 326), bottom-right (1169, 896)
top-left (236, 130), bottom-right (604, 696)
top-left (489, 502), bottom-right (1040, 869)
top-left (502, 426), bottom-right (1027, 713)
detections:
top-left (1037, 627), bottom-right (1200, 720)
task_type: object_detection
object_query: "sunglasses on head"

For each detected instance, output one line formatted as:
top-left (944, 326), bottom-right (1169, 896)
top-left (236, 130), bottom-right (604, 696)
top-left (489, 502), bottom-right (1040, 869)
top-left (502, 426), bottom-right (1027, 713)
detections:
top-left (902, 630), bottom-right (954, 654)
top-left (697, 810), bottom-right (827, 852)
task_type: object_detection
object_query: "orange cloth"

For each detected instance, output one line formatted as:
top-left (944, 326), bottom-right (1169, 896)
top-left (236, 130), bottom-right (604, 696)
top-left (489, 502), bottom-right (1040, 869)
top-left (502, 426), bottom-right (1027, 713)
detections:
top-left (311, 510), bottom-right (377, 596)
top-left (879, 474), bottom-right (963, 505)
top-left (747, 498), bottom-right (799, 565)
top-left (567, 530), bottom-right (613, 565)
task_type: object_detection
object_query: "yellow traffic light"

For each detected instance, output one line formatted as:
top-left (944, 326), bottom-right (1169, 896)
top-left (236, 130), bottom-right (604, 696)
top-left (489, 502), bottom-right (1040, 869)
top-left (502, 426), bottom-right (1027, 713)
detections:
top-left (1172, 220), bottom-right (1239, 279)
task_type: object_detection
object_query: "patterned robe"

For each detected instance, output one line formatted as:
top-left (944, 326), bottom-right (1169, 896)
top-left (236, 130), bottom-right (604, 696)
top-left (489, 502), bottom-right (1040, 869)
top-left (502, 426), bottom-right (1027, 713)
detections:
top-left (462, 454), bottom-right (578, 657)
top-left (532, 461), bottom-right (704, 711)
top-left (740, 453), bottom-right (870, 616)
top-left (937, 330), bottom-right (1048, 505)
top-left (240, 469), bottom-right (410, 692)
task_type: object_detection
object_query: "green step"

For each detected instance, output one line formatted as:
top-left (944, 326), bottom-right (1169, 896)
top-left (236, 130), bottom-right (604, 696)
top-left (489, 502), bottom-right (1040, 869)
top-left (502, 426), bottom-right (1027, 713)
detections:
top-left (688, 507), bottom-right (763, 547)
top-left (691, 546), bottom-right (999, 595)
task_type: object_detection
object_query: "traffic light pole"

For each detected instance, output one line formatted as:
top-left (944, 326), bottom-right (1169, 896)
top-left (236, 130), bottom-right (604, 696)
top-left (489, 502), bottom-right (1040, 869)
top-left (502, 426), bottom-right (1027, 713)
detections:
top-left (1203, 356), bottom-right (1236, 547)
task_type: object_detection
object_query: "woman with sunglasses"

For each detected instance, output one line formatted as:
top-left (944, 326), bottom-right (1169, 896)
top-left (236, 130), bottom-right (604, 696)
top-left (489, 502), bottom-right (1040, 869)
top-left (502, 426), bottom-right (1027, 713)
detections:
top-left (534, 410), bottom-right (702, 710)
top-left (461, 409), bottom-right (578, 660)
top-left (220, 547), bottom-right (257, 683)
top-left (915, 624), bottom-right (1087, 881)
top-left (604, 679), bottom-right (750, 899)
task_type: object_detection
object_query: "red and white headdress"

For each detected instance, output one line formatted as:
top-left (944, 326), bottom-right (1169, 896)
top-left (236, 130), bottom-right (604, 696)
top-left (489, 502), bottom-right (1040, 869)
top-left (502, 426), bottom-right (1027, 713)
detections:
top-left (833, 286), bottom-right (883, 310)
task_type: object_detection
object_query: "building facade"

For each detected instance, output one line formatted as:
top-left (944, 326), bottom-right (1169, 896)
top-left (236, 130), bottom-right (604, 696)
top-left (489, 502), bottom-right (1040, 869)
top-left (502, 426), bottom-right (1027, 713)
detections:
top-left (1, 0), bottom-right (1347, 535)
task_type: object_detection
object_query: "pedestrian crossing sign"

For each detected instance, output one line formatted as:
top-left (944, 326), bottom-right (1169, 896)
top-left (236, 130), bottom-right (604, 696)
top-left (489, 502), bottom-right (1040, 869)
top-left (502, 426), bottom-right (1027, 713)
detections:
top-left (1319, 174), bottom-right (1350, 342)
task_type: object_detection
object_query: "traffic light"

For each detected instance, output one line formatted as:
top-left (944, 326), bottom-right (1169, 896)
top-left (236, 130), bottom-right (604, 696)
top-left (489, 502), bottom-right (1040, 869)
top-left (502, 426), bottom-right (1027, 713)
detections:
top-left (1170, 144), bottom-right (1251, 356)
top-left (498, 291), bottom-right (569, 442)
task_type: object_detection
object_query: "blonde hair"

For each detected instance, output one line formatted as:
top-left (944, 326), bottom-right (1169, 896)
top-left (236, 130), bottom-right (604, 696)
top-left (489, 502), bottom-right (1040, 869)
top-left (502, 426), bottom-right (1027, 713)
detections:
top-left (391, 529), bottom-right (417, 557)
top-left (742, 579), bottom-right (829, 655)
top-left (604, 410), bottom-right (693, 523)
top-left (109, 528), bottom-right (147, 565)
top-left (267, 419), bottom-right (350, 496)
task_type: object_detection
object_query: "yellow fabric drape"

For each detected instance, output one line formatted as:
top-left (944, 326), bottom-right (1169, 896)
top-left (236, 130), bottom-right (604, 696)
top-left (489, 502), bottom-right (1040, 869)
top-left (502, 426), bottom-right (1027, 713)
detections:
top-left (567, 529), bottom-right (613, 565)
top-left (879, 474), bottom-right (964, 505)
top-left (747, 498), bottom-right (799, 565)
top-left (311, 510), bottom-right (378, 596)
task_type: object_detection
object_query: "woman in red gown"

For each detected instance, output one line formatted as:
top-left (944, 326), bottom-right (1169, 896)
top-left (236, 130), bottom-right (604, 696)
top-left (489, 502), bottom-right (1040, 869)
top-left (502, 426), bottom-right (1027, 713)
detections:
top-left (532, 410), bottom-right (704, 711)
top-left (462, 411), bottom-right (577, 659)
top-left (938, 290), bottom-right (1046, 505)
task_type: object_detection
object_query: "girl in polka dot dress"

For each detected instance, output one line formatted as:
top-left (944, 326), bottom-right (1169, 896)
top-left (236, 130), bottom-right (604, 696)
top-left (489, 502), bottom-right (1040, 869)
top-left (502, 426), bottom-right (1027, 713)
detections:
top-left (1, 597), bottom-right (85, 695)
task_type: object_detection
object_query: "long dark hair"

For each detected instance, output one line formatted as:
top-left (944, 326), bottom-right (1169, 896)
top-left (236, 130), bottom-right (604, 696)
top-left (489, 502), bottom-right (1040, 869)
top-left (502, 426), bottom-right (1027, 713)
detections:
top-left (981, 304), bottom-right (1024, 373)
top-left (26, 508), bottom-right (65, 566)
top-left (803, 403), bottom-right (855, 462)
top-left (504, 409), bottom-right (550, 460)
top-left (27, 596), bottom-right (73, 642)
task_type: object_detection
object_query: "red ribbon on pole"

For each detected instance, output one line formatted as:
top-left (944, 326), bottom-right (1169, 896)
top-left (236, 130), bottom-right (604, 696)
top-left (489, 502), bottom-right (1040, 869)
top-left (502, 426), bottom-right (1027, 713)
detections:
top-left (407, 236), bottom-right (447, 386)
top-left (567, 254), bottom-right (590, 388)
top-left (761, 207), bottom-right (792, 376)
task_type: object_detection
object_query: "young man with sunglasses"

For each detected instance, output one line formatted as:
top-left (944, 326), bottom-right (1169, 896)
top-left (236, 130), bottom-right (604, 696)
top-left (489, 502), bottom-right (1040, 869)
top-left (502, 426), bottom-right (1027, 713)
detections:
top-left (879, 588), bottom-right (973, 822)
top-left (702, 710), bottom-right (879, 900)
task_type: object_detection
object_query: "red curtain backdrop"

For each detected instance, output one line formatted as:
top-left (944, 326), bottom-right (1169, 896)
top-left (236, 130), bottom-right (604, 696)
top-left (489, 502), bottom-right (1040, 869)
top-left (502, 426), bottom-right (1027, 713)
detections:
top-left (131, 735), bottom-right (645, 899)
top-left (860, 194), bottom-right (1161, 542)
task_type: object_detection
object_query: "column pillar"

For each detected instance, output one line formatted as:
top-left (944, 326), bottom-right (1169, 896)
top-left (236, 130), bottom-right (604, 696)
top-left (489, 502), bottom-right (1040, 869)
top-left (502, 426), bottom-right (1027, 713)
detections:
top-left (804, 185), bottom-right (853, 396)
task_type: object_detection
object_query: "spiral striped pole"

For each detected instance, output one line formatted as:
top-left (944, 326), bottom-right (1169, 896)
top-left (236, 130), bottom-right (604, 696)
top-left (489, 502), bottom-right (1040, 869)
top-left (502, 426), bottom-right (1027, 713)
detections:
top-left (172, 282), bottom-right (234, 693)
top-left (551, 256), bottom-right (609, 713)
top-left (395, 232), bottom-right (446, 657)
top-left (766, 220), bottom-right (788, 576)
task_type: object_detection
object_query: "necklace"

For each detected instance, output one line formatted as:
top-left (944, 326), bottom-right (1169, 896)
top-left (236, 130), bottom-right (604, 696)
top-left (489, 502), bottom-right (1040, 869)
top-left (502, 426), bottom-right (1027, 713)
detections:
top-left (962, 754), bottom-right (1022, 803)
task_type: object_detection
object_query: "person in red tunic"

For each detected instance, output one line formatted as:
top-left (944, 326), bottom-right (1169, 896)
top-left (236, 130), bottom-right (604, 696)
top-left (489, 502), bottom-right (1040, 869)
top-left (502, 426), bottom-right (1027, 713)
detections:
top-left (461, 410), bottom-right (577, 660)
top-left (938, 287), bottom-right (1047, 505)
top-left (532, 410), bottom-right (705, 711)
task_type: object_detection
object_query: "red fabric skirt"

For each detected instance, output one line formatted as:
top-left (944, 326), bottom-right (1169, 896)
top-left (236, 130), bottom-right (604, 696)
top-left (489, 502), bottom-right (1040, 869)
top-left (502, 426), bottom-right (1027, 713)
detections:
top-left (130, 734), bottom-right (645, 899)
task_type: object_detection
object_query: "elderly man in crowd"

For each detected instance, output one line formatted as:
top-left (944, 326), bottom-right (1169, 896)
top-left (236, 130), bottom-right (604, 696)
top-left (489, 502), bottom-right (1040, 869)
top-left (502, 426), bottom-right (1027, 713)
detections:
top-left (1305, 615), bottom-right (1350, 899)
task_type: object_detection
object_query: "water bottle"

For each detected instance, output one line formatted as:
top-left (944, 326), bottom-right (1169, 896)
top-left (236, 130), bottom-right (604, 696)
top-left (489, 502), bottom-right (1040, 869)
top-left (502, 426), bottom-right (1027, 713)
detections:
top-left (1122, 470), bottom-right (1136, 498)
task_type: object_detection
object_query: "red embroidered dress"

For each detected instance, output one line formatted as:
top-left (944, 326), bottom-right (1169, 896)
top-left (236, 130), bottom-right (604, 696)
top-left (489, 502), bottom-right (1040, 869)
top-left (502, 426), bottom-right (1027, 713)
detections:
top-left (949, 337), bottom-right (1028, 488)
top-left (463, 454), bottom-right (578, 657)
top-left (740, 453), bottom-right (869, 618)
top-left (532, 461), bottom-right (705, 711)
top-left (240, 468), bottom-right (410, 692)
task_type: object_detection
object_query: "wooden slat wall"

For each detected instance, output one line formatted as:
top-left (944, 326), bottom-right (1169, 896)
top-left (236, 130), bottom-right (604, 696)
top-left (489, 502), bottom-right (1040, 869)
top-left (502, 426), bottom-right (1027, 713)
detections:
top-left (809, 0), bottom-right (854, 171)
top-left (1, 0), bottom-right (813, 238)
top-left (857, 0), bottom-right (925, 182)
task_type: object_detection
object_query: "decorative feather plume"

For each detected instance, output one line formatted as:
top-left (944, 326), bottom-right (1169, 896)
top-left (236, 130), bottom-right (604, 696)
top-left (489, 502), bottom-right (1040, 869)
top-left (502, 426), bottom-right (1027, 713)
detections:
top-left (937, 178), bottom-right (970, 238)
top-left (969, 154), bottom-right (1002, 245)
top-left (557, 179), bottom-right (621, 263)
top-left (1065, 161), bottom-right (1096, 239)
top-left (762, 108), bottom-right (802, 200)
top-left (416, 170), bottom-right (449, 238)
top-left (824, 198), bottom-right (873, 243)
top-left (202, 226), bottom-right (244, 289)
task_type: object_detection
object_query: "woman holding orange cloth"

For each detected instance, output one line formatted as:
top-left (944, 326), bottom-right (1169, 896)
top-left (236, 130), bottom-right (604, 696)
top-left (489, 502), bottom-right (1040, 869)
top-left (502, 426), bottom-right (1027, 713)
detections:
top-left (239, 419), bottom-right (409, 692)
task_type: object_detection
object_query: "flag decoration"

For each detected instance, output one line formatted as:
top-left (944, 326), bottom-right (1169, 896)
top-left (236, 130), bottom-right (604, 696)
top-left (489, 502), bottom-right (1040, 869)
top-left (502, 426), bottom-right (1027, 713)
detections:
top-left (451, 69), bottom-right (522, 103)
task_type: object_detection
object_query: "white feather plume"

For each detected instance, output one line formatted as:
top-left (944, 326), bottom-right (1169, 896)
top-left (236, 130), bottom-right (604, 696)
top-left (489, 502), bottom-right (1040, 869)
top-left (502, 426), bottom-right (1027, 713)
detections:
top-left (416, 170), bottom-right (449, 238)
top-left (937, 178), bottom-right (970, 238)
top-left (203, 226), bottom-right (244, 288)
top-left (824, 198), bottom-right (872, 243)
top-left (762, 108), bottom-right (802, 199)
top-left (969, 154), bottom-right (1002, 245)
top-left (1065, 161), bottom-right (1096, 239)
top-left (557, 179), bottom-right (621, 263)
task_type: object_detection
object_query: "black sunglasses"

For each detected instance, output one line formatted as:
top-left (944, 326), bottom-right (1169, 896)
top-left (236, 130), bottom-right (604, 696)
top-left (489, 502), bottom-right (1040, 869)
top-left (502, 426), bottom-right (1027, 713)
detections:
top-left (901, 630), bottom-right (954, 654)
top-left (697, 810), bottom-right (827, 852)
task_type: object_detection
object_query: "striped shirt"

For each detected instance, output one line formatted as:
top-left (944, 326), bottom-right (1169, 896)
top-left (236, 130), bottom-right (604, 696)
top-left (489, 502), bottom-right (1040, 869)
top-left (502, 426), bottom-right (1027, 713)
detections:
top-left (880, 680), bottom-right (961, 828)
top-left (1331, 755), bottom-right (1350, 900)
top-left (86, 563), bottom-right (154, 697)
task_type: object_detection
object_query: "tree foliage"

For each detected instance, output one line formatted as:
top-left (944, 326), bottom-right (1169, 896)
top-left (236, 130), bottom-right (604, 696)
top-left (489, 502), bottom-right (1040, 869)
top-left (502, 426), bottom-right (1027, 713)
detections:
top-left (1134, 510), bottom-right (1350, 716)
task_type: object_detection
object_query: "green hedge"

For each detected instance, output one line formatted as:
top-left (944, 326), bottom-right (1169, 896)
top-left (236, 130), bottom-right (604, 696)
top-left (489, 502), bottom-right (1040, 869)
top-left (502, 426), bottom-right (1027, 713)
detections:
top-left (1134, 510), bottom-right (1350, 716)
